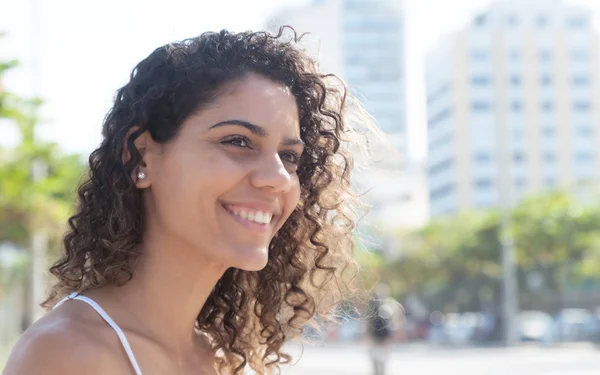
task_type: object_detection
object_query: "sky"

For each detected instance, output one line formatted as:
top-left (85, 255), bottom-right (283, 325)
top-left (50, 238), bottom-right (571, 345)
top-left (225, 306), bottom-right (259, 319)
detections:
top-left (1, 0), bottom-right (600, 161)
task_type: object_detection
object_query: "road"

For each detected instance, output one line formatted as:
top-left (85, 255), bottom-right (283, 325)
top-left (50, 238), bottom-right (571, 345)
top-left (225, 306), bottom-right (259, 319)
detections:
top-left (280, 342), bottom-right (600, 374)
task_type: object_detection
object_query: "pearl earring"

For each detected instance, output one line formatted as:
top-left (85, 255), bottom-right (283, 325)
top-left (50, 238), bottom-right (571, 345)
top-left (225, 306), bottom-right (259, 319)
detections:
top-left (137, 171), bottom-right (146, 180)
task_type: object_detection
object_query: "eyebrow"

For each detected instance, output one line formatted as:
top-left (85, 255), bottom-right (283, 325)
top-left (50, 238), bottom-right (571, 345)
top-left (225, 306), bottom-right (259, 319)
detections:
top-left (209, 119), bottom-right (305, 146)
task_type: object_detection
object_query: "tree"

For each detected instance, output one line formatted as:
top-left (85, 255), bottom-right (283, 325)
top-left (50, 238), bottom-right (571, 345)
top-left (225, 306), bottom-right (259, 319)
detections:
top-left (382, 211), bottom-right (503, 313)
top-left (0, 47), bottom-right (86, 306)
top-left (377, 189), bottom-right (600, 315)
top-left (512, 191), bottom-right (600, 292)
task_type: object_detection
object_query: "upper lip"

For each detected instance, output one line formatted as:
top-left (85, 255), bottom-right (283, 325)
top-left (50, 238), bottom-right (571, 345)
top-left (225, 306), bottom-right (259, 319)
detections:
top-left (222, 201), bottom-right (282, 216)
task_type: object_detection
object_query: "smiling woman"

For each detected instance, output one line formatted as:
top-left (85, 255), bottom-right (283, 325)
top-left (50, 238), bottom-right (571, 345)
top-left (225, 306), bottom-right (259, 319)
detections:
top-left (2, 27), bottom-right (378, 375)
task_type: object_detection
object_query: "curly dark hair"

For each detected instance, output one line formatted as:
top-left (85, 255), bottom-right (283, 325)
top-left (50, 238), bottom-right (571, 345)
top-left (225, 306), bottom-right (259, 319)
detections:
top-left (44, 26), bottom-right (372, 374)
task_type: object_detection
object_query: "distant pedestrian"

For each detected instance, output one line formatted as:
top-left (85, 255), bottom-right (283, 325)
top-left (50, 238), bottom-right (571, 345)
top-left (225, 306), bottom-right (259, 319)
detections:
top-left (367, 286), bottom-right (395, 375)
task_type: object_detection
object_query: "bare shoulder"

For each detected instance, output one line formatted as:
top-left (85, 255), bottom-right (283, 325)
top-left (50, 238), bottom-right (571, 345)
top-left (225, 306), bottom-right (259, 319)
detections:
top-left (3, 309), bottom-right (125, 375)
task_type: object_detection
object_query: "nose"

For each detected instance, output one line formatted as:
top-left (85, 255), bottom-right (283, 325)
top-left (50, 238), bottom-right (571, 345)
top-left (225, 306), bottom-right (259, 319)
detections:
top-left (249, 152), bottom-right (294, 193)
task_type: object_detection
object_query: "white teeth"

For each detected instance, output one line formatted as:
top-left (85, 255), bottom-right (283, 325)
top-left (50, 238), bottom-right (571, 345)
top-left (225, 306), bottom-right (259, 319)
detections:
top-left (263, 212), bottom-right (272, 224)
top-left (229, 207), bottom-right (273, 224)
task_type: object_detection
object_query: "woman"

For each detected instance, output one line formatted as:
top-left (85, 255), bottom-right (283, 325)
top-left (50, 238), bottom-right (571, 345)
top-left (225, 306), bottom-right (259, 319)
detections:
top-left (3, 27), bottom-right (375, 375)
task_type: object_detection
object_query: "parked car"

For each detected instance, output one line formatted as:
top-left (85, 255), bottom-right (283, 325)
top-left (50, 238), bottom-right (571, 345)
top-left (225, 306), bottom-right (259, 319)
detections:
top-left (556, 309), bottom-right (595, 342)
top-left (518, 310), bottom-right (553, 342)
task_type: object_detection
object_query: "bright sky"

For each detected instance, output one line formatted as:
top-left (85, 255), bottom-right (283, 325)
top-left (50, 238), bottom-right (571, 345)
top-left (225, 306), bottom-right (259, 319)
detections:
top-left (1, 0), bottom-right (600, 161)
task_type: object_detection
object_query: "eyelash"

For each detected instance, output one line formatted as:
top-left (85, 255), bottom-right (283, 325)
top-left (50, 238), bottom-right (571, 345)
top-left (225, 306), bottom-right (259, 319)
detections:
top-left (221, 136), bottom-right (301, 165)
top-left (222, 135), bottom-right (252, 149)
top-left (281, 151), bottom-right (301, 165)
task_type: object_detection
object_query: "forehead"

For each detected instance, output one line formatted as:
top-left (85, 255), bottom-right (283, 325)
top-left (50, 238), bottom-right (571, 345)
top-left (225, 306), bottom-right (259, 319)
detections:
top-left (202, 74), bottom-right (300, 131)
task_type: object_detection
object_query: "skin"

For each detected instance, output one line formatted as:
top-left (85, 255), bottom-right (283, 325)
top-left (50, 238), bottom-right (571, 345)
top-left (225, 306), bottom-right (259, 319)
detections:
top-left (3, 73), bottom-right (304, 375)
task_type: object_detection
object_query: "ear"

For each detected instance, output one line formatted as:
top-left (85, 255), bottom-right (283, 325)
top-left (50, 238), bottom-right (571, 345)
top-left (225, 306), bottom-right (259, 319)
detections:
top-left (122, 126), bottom-right (156, 189)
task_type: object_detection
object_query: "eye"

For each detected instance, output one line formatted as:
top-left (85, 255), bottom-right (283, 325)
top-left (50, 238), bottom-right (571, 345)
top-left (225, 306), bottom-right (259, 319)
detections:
top-left (280, 151), bottom-right (300, 165)
top-left (222, 136), bottom-right (251, 149)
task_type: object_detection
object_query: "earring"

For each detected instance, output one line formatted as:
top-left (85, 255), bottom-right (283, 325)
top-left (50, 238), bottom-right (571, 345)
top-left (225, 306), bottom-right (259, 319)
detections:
top-left (137, 171), bottom-right (146, 180)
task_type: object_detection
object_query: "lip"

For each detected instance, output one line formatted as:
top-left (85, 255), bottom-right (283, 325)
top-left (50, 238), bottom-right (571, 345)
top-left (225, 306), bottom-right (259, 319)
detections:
top-left (221, 203), bottom-right (275, 233)
top-left (222, 201), bottom-right (281, 216)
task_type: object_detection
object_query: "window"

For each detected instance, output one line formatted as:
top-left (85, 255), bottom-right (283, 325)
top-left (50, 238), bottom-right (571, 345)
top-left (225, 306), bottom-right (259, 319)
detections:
top-left (474, 179), bottom-right (493, 189)
top-left (576, 178), bottom-right (594, 186)
top-left (507, 15), bottom-right (519, 26)
top-left (539, 50), bottom-right (553, 61)
top-left (428, 108), bottom-right (452, 128)
top-left (472, 101), bottom-right (491, 112)
top-left (514, 152), bottom-right (525, 163)
top-left (471, 50), bottom-right (489, 61)
top-left (511, 101), bottom-right (523, 112)
top-left (509, 49), bottom-right (521, 60)
top-left (515, 178), bottom-right (527, 188)
top-left (430, 133), bottom-right (452, 150)
top-left (576, 126), bottom-right (593, 137)
top-left (475, 152), bottom-right (491, 163)
top-left (576, 152), bottom-right (594, 163)
top-left (430, 183), bottom-right (455, 200)
top-left (573, 76), bottom-right (589, 86)
top-left (510, 75), bottom-right (522, 86)
top-left (540, 75), bottom-right (553, 86)
top-left (345, 55), bottom-right (361, 64)
top-left (572, 50), bottom-right (588, 61)
top-left (513, 127), bottom-right (523, 140)
top-left (344, 0), bottom-right (370, 10)
top-left (472, 76), bottom-right (491, 86)
top-left (537, 15), bottom-right (548, 28)
top-left (574, 101), bottom-right (592, 111)
top-left (369, 70), bottom-right (401, 82)
top-left (429, 158), bottom-right (453, 175)
top-left (427, 83), bottom-right (450, 104)
top-left (474, 13), bottom-right (487, 27)
top-left (543, 153), bottom-right (556, 162)
top-left (542, 101), bottom-right (554, 112)
top-left (542, 126), bottom-right (555, 137)
top-left (545, 177), bottom-right (556, 187)
top-left (567, 17), bottom-right (587, 29)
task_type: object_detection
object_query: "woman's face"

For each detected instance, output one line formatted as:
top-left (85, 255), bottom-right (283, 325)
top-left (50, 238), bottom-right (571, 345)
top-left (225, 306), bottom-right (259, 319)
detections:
top-left (139, 73), bottom-right (303, 271)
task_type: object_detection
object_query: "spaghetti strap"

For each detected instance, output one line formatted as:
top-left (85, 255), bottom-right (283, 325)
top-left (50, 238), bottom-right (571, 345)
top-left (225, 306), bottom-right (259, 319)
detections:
top-left (54, 292), bottom-right (143, 375)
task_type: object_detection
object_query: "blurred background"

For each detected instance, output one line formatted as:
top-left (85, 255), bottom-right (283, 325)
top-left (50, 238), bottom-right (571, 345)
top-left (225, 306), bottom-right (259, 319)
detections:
top-left (3, 0), bottom-right (600, 373)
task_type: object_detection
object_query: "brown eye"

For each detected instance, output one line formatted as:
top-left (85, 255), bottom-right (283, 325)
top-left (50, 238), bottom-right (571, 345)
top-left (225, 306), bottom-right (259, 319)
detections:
top-left (222, 136), bottom-right (252, 149)
top-left (280, 151), bottom-right (300, 165)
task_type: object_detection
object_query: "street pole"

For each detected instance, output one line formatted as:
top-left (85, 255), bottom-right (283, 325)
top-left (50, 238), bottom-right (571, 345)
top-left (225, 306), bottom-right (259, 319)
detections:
top-left (500, 218), bottom-right (519, 345)
top-left (497, 115), bottom-right (520, 346)
top-left (28, 0), bottom-right (47, 325)
top-left (29, 159), bottom-right (48, 324)
top-left (492, 34), bottom-right (520, 345)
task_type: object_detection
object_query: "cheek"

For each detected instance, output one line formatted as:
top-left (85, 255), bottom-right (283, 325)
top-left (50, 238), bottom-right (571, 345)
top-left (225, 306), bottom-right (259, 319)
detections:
top-left (154, 152), bottom-right (245, 224)
top-left (281, 183), bottom-right (301, 222)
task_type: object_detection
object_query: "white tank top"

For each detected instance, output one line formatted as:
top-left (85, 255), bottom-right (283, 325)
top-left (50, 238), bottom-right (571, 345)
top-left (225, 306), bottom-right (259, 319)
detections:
top-left (53, 292), bottom-right (143, 375)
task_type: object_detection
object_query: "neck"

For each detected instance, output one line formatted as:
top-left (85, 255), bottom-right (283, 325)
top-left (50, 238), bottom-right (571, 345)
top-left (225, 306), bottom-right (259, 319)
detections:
top-left (102, 228), bottom-right (226, 352)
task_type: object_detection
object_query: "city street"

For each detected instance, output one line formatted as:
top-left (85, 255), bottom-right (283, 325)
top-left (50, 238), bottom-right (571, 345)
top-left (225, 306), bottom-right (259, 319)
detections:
top-left (280, 343), bottom-right (600, 374)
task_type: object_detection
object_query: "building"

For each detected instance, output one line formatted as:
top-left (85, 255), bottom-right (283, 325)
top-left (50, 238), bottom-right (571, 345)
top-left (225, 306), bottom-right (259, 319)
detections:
top-left (426, 0), bottom-right (600, 217)
top-left (268, 0), bottom-right (429, 229)
top-left (268, 0), bottom-right (406, 153)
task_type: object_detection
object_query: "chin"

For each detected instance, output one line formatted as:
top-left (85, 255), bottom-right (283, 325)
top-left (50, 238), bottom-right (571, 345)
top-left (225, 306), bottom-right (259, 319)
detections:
top-left (229, 244), bottom-right (270, 271)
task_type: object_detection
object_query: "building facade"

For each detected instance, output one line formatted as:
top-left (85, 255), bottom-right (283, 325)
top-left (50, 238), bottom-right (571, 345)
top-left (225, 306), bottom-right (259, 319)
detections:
top-left (269, 0), bottom-right (429, 229)
top-left (426, 0), bottom-right (600, 217)
top-left (268, 0), bottom-right (406, 151)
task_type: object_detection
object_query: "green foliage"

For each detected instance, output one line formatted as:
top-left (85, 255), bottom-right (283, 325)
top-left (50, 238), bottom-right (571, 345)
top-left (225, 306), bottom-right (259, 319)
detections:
top-left (376, 191), bottom-right (600, 313)
top-left (0, 45), bottom-right (86, 277)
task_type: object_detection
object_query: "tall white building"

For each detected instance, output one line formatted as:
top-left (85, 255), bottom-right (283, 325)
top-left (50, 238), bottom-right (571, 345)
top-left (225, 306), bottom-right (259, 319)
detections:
top-left (268, 0), bottom-right (406, 152)
top-left (269, 0), bottom-right (429, 230)
top-left (426, 0), bottom-right (600, 217)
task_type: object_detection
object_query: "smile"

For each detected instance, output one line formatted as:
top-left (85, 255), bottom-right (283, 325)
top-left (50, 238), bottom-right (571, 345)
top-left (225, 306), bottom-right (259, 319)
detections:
top-left (222, 204), bottom-right (274, 232)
